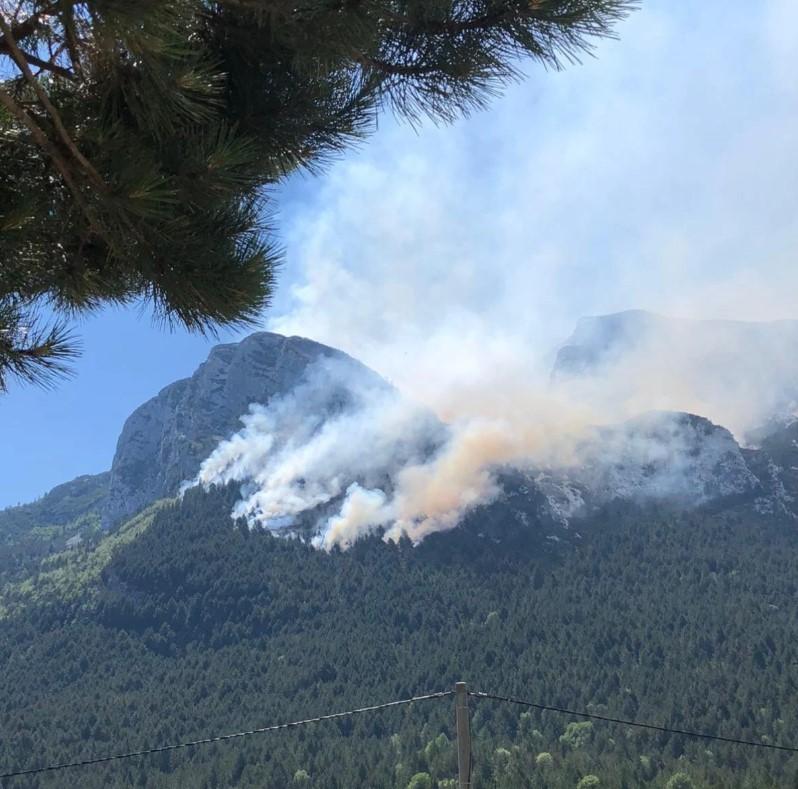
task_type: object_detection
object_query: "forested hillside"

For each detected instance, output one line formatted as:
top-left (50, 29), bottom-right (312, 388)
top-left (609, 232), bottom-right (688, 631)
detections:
top-left (2, 485), bottom-right (797, 788)
top-left (0, 473), bottom-right (108, 580)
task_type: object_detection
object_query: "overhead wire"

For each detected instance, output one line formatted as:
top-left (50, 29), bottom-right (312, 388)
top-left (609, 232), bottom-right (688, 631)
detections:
top-left (469, 690), bottom-right (798, 754)
top-left (4, 686), bottom-right (798, 782)
top-left (0, 690), bottom-right (452, 781)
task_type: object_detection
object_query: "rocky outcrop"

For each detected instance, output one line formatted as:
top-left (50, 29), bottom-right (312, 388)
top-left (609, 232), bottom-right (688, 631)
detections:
top-left (532, 412), bottom-right (760, 525)
top-left (11, 323), bottom-right (791, 539)
top-left (552, 311), bottom-right (798, 384)
top-left (454, 411), bottom-right (798, 546)
top-left (574, 412), bottom-right (759, 504)
top-left (103, 333), bottom-right (385, 527)
top-left (552, 310), bottom-right (662, 379)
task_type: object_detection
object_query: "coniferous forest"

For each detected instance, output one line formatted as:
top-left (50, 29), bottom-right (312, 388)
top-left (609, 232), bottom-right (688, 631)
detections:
top-left (2, 485), bottom-right (798, 788)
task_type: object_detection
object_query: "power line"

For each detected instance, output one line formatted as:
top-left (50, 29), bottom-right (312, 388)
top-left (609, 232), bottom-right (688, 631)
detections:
top-left (469, 691), bottom-right (798, 754)
top-left (4, 686), bottom-right (798, 782)
top-left (0, 690), bottom-right (452, 782)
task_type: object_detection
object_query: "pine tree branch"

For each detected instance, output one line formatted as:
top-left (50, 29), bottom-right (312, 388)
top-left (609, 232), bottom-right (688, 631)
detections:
top-left (0, 1), bottom-right (74, 76)
top-left (394, 1), bottom-right (632, 37)
top-left (59, 0), bottom-right (82, 77)
top-left (355, 2), bottom-right (634, 81)
top-left (354, 52), bottom-right (441, 78)
top-left (0, 306), bottom-right (78, 391)
top-left (0, 1), bottom-right (60, 54)
top-left (9, 45), bottom-right (74, 78)
top-left (398, 2), bottom-right (550, 36)
top-left (0, 82), bottom-right (92, 222)
top-left (0, 11), bottom-right (103, 189)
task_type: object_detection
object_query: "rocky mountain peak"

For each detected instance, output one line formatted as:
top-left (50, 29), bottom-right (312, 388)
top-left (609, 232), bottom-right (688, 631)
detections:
top-left (553, 311), bottom-right (798, 381)
top-left (0, 318), bottom-right (774, 543)
top-left (103, 332), bottom-right (383, 527)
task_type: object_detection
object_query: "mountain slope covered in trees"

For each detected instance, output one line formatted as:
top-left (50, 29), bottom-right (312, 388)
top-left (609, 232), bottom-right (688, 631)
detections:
top-left (3, 327), bottom-right (798, 787)
top-left (1, 485), bottom-right (798, 788)
top-left (0, 472), bottom-right (108, 580)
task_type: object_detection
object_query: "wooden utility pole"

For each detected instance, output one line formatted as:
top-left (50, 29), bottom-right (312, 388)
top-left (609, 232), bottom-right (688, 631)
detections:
top-left (455, 682), bottom-right (472, 789)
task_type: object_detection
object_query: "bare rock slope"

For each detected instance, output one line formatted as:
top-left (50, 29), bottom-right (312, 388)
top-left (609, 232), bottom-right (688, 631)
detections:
top-left (103, 333), bottom-right (381, 527)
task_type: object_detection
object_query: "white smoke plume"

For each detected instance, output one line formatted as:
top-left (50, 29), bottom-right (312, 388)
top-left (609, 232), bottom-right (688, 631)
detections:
top-left (189, 0), bottom-right (798, 548)
top-left (192, 357), bottom-right (594, 549)
top-left (189, 332), bottom-right (779, 550)
top-left (193, 358), bottom-right (447, 541)
top-left (550, 313), bottom-right (798, 440)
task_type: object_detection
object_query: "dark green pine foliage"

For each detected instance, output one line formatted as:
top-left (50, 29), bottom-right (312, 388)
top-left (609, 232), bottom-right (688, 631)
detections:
top-left (2, 485), bottom-right (798, 787)
top-left (0, 0), bottom-right (635, 389)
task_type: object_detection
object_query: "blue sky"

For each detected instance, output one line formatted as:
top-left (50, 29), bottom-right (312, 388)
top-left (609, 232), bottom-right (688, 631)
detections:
top-left (2, 0), bottom-right (797, 508)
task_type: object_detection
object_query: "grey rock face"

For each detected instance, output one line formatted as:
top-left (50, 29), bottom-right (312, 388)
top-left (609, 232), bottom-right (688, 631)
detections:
top-left (536, 412), bottom-right (798, 528)
top-left (746, 420), bottom-right (798, 516)
top-left (575, 412), bottom-right (759, 504)
top-left (457, 414), bottom-right (794, 543)
top-left (551, 311), bottom-right (798, 437)
top-left (552, 310), bottom-right (662, 379)
top-left (538, 412), bottom-right (758, 521)
top-left (434, 412), bottom-right (795, 545)
top-left (552, 311), bottom-right (798, 383)
top-left (103, 333), bottom-right (383, 527)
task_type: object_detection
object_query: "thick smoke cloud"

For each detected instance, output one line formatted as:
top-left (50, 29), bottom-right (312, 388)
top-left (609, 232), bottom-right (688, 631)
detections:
top-left (264, 5), bottom-right (798, 465)
top-left (192, 358), bottom-right (446, 543)
top-left (191, 1), bottom-right (798, 547)
top-left (191, 358), bottom-right (594, 548)
top-left (552, 313), bottom-right (798, 439)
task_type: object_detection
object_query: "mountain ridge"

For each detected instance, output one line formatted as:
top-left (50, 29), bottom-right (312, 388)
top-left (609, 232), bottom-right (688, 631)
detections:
top-left (103, 332), bottom-right (383, 528)
top-left (553, 310), bottom-right (798, 380)
top-left (5, 318), bottom-right (798, 552)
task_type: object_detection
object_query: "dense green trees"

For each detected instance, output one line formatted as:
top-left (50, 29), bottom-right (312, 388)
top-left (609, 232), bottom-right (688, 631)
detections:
top-left (0, 0), bottom-right (635, 388)
top-left (1, 485), bottom-right (798, 786)
top-left (0, 472), bottom-right (107, 578)
top-left (665, 774), bottom-right (696, 789)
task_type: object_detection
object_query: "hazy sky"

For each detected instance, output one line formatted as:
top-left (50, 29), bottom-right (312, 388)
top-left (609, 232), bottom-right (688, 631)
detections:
top-left (2, 0), bottom-right (797, 508)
